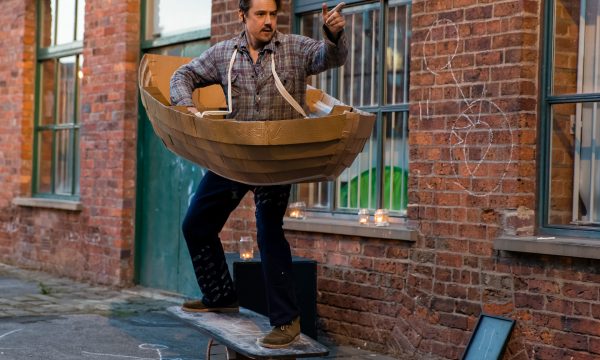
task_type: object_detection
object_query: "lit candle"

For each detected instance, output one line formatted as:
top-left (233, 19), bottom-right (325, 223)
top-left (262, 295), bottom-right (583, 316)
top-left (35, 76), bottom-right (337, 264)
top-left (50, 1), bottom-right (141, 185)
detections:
top-left (358, 209), bottom-right (370, 225)
top-left (374, 209), bottom-right (389, 226)
top-left (239, 236), bottom-right (253, 260)
top-left (288, 202), bottom-right (306, 219)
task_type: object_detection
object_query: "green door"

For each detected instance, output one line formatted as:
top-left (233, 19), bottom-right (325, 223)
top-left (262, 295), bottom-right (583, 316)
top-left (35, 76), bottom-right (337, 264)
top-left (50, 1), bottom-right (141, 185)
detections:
top-left (135, 41), bottom-right (210, 297)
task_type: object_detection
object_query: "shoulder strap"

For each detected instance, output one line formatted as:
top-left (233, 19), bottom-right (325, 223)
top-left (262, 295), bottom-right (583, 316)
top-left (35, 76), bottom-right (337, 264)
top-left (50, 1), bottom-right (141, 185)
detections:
top-left (194, 49), bottom-right (237, 118)
top-left (271, 54), bottom-right (307, 118)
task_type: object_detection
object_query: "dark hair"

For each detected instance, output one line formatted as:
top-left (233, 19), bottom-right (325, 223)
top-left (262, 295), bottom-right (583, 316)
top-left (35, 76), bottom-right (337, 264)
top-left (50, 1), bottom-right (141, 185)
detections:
top-left (239, 0), bottom-right (281, 14)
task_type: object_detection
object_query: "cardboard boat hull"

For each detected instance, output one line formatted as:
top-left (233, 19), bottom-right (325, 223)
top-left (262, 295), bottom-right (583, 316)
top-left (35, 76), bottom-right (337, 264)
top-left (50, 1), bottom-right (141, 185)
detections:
top-left (139, 53), bottom-right (375, 185)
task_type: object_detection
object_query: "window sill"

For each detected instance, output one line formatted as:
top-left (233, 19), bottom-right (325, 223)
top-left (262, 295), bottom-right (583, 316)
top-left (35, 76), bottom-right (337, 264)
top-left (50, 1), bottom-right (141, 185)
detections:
top-left (12, 197), bottom-right (82, 211)
top-left (283, 217), bottom-right (417, 241)
top-left (494, 235), bottom-right (600, 260)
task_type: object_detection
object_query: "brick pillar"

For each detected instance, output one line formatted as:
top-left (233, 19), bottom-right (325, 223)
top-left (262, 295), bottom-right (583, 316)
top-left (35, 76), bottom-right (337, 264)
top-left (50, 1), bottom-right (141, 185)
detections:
top-left (79, 0), bottom-right (141, 285)
top-left (0, 0), bottom-right (35, 256)
top-left (404, 0), bottom-right (540, 358)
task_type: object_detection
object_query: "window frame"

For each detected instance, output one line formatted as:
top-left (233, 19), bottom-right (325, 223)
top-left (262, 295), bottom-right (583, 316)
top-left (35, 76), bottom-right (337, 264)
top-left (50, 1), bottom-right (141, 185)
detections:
top-left (33, 0), bottom-right (84, 199)
top-left (539, 0), bottom-right (600, 237)
top-left (292, 0), bottom-right (411, 219)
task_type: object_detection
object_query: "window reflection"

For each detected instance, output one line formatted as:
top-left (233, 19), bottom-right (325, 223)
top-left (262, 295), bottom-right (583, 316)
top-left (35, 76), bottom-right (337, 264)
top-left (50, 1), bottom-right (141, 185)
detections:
top-left (552, 0), bottom-right (600, 95)
top-left (40, 0), bottom-right (85, 47)
top-left (145, 0), bottom-right (211, 40)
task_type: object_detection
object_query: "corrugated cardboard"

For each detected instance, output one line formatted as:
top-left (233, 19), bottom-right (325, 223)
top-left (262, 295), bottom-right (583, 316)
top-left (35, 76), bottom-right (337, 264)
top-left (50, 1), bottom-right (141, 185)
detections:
top-left (138, 53), bottom-right (376, 185)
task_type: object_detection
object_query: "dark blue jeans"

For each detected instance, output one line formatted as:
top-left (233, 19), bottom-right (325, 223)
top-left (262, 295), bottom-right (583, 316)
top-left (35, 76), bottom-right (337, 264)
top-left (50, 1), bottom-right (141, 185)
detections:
top-left (181, 171), bottom-right (299, 326)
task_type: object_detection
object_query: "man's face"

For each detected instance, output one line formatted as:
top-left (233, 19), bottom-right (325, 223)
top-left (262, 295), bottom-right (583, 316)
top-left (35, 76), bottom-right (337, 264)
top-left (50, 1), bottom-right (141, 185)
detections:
top-left (240, 0), bottom-right (278, 49)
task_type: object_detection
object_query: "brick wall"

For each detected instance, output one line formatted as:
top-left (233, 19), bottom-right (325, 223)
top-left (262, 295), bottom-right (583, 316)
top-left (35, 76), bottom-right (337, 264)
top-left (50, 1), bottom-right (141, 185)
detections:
top-left (0, 0), bottom-right (140, 286)
top-left (0, 0), bottom-right (36, 262)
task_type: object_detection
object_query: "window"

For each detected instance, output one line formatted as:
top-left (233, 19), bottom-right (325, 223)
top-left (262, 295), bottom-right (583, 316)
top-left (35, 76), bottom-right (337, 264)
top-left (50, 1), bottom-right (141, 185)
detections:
top-left (293, 0), bottom-right (411, 218)
top-left (143, 0), bottom-right (211, 42)
top-left (34, 0), bottom-right (85, 197)
top-left (542, 0), bottom-right (600, 233)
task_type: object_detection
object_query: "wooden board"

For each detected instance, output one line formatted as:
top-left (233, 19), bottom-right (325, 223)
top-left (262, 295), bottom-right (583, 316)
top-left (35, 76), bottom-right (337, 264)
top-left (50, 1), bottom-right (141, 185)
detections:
top-left (167, 306), bottom-right (329, 359)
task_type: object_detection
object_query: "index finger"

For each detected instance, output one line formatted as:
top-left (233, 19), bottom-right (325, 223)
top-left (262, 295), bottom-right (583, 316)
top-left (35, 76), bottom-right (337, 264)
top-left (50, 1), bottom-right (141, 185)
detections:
top-left (330, 2), bottom-right (345, 14)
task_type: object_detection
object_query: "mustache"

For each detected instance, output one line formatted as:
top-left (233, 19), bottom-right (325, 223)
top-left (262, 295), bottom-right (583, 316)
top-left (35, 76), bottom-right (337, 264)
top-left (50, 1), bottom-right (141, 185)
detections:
top-left (261, 25), bottom-right (273, 31)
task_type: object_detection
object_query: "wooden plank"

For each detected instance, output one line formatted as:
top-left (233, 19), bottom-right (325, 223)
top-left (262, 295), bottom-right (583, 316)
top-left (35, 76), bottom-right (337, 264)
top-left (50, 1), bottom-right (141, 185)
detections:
top-left (167, 306), bottom-right (329, 359)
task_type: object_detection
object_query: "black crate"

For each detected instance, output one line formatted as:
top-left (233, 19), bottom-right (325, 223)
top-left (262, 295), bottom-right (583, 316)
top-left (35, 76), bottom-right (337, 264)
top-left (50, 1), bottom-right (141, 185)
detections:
top-left (231, 255), bottom-right (318, 340)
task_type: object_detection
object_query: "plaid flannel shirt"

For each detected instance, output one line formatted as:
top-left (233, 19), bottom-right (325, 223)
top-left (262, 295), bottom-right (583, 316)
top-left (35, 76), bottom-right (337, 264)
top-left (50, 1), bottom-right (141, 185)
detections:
top-left (170, 29), bottom-right (348, 121)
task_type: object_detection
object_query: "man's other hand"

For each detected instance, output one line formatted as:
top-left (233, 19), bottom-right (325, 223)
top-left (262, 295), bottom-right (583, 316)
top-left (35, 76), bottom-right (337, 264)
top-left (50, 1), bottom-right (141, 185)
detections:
top-left (322, 2), bottom-right (345, 37)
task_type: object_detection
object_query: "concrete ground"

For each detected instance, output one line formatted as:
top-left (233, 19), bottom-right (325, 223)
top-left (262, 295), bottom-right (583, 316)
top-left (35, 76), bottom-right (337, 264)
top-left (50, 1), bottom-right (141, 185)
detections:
top-left (0, 263), bottom-right (398, 360)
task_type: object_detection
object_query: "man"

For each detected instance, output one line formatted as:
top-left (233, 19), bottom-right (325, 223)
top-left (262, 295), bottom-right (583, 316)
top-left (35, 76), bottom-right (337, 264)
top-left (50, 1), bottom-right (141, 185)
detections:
top-left (170, 0), bottom-right (347, 349)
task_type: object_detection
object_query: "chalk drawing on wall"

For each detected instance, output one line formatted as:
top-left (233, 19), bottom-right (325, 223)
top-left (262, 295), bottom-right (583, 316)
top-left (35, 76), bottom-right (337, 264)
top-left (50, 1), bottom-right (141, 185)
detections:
top-left (419, 18), bottom-right (515, 197)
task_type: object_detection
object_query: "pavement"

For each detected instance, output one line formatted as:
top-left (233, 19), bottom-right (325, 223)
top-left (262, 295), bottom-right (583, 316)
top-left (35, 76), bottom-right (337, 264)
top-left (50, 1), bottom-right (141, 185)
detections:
top-left (0, 263), bottom-right (398, 360)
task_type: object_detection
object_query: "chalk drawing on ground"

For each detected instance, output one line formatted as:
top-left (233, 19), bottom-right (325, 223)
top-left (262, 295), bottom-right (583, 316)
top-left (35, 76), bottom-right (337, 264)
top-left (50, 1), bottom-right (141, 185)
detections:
top-left (82, 343), bottom-right (182, 360)
top-left (0, 329), bottom-right (23, 352)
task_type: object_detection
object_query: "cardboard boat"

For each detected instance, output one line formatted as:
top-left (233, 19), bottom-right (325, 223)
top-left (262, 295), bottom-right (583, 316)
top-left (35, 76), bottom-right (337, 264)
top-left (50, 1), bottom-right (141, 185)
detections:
top-left (138, 53), bottom-right (376, 185)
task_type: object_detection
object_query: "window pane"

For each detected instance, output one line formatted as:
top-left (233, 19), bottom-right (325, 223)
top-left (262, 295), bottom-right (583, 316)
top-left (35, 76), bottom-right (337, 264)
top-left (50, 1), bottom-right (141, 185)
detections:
top-left (145, 0), bottom-right (211, 40)
top-left (337, 122), bottom-right (379, 210)
top-left (383, 112), bottom-right (409, 213)
top-left (552, 0), bottom-right (600, 95)
top-left (76, 0), bottom-right (85, 41)
top-left (54, 130), bottom-right (74, 195)
top-left (300, 13), bottom-right (336, 95)
top-left (40, 0), bottom-right (56, 47)
top-left (77, 55), bottom-right (84, 123)
top-left (548, 103), bottom-right (600, 226)
top-left (295, 182), bottom-right (331, 209)
top-left (386, 3), bottom-right (410, 104)
top-left (56, 0), bottom-right (76, 45)
top-left (58, 56), bottom-right (77, 125)
top-left (339, 3), bottom-right (380, 107)
top-left (39, 60), bottom-right (56, 126)
top-left (37, 130), bottom-right (54, 193)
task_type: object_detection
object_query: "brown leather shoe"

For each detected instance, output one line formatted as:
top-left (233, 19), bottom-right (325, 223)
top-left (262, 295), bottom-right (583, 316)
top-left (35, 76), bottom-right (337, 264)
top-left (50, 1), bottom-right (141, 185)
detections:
top-left (257, 316), bottom-right (301, 349)
top-left (181, 299), bottom-right (239, 313)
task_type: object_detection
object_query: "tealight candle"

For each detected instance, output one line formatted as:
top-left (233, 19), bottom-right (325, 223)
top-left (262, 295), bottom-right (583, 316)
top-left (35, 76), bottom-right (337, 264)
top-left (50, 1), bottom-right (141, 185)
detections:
top-left (239, 236), bottom-right (254, 260)
top-left (374, 209), bottom-right (389, 226)
top-left (358, 209), bottom-right (370, 225)
top-left (288, 201), bottom-right (306, 219)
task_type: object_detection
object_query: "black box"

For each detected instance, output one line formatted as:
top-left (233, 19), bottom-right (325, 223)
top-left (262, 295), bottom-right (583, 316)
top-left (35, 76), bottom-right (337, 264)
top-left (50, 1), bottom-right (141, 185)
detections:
top-left (229, 255), bottom-right (318, 339)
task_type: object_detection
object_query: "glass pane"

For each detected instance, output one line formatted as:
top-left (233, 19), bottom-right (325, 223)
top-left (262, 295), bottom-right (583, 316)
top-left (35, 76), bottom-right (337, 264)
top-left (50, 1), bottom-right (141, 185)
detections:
top-left (383, 112), bottom-right (409, 214)
top-left (145, 0), bottom-right (211, 40)
top-left (76, 0), bottom-right (85, 41)
top-left (386, 3), bottom-right (410, 104)
top-left (55, 130), bottom-right (73, 195)
top-left (295, 182), bottom-right (331, 209)
top-left (58, 56), bottom-right (77, 124)
top-left (337, 117), bottom-right (379, 210)
top-left (300, 13), bottom-right (336, 96)
top-left (56, 0), bottom-right (76, 45)
top-left (77, 55), bottom-right (84, 123)
top-left (37, 130), bottom-right (54, 193)
top-left (548, 103), bottom-right (600, 226)
top-left (39, 60), bottom-right (56, 126)
top-left (552, 0), bottom-right (600, 95)
top-left (339, 3), bottom-right (380, 107)
top-left (40, 0), bottom-right (57, 47)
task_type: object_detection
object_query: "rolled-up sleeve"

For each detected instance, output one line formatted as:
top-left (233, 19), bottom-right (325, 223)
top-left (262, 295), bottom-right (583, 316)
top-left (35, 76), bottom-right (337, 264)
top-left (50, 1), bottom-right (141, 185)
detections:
top-left (170, 47), bottom-right (220, 106)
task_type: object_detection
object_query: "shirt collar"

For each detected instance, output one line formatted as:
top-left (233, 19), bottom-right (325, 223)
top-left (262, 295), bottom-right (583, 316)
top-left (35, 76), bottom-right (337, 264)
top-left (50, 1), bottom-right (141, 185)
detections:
top-left (235, 30), bottom-right (281, 53)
